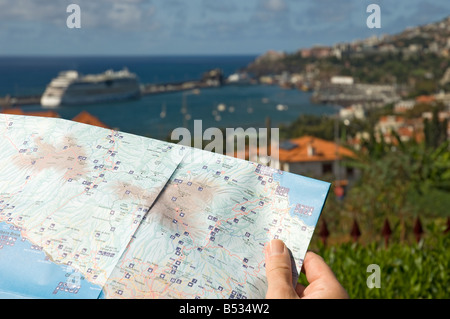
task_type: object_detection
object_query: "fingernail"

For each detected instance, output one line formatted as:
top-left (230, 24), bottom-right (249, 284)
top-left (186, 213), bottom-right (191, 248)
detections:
top-left (268, 240), bottom-right (285, 256)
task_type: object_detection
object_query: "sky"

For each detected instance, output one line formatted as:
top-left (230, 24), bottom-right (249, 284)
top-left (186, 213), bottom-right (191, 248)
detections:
top-left (0, 0), bottom-right (449, 56)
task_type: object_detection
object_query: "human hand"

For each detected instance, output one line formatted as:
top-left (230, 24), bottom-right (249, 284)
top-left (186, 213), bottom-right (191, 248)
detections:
top-left (264, 239), bottom-right (349, 299)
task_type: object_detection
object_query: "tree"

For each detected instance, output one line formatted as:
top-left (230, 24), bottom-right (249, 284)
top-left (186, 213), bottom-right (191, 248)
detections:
top-left (343, 135), bottom-right (450, 241)
top-left (424, 107), bottom-right (448, 149)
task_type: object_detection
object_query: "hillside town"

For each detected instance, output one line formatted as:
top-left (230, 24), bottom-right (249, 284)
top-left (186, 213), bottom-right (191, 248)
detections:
top-left (239, 15), bottom-right (450, 179)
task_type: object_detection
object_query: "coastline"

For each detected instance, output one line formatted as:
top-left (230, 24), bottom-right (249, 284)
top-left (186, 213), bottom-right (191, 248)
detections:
top-left (0, 221), bottom-right (103, 299)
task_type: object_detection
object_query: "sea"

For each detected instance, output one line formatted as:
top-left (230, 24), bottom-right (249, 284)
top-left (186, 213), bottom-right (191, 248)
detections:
top-left (0, 55), bottom-right (336, 140)
top-left (0, 221), bottom-right (102, 299)
top-left (0, 56), bottom-right (335, 298)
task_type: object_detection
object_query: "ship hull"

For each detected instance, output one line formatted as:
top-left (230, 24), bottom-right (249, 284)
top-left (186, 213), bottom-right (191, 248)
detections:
top-left (41, 89), bottom-right (141, 108)
top-left (62, 91), bottom-right (140, 106)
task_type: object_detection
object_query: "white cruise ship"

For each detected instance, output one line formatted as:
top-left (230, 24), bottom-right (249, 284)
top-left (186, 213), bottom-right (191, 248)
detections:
top-left (40, 69), bottom-right (141, 108)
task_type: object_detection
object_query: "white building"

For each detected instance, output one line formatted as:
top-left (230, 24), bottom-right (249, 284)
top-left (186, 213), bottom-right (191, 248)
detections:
top-left (330, 76), bottom-right (354, 85)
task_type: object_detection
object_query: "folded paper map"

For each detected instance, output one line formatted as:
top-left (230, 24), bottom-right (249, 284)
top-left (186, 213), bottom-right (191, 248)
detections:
top-left (0, 114), bottom-right (330, 299)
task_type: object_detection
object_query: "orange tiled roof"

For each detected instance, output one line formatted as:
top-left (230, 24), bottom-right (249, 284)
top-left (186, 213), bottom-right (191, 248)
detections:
top-left (379, 115), bottom-right (405, 123)
top-left (397, 126), bottom-right (414, 138)
top-left (72, 111), bottom-right (109, 128)
top-left (415, 95), bottom-right (436, 104)
top-left (278, 136), bottom-right (356, 163)
top-left (1, 108), bottom-right (60, 118)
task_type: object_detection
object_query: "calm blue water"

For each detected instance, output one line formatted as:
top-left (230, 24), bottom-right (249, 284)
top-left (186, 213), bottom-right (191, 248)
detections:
top-left (0, 222), bottom-right (102, 299)
top-left (0, 56), bottom-right (336, 139)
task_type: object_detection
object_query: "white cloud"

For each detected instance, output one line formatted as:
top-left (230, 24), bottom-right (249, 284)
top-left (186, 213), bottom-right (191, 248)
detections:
top-left (0, 0), bottom-right (63, 22)
top-left (1, 0), bottom-right (450, 55)
top-left (0, 0), bottom-right (157, 30)
top-left (263, 0), bottom-right (287, 12)
top-left (107, 3), bottom-right (143, 28)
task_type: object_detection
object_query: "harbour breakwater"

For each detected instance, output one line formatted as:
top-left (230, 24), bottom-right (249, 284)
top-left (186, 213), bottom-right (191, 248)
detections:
top-left (0, 68), bottom-right (226, 108)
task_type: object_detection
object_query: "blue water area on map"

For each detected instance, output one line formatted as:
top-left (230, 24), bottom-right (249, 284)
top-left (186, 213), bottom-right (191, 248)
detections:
top-left (272, 172), bottom-right (330, 227)
top-left (0, 222), bottom-right (102, 299)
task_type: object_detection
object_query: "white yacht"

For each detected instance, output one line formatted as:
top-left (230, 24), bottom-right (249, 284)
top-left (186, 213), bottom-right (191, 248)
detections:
top-left (40, 69), bottom-right (141, 108)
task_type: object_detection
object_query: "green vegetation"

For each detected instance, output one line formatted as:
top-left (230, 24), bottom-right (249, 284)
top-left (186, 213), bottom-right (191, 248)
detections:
top-left (248, 51), bottom-right (449, 96)
top-left (342, 140), bottom-right (450, 226)
top-left (279, 114), bottom-right (337, 141)
top-left (280, 114), bottom-right (374, 144)
top-left (423, 107), bottom-right (449, 149)
top-left (247, 18), bottom-right (450, 298)
top-left (300, 221), bottom-right (449, 299)
top-left (337, 52), bottom-right (446, 90)
top-left (281, 103), bottom-right (450, 298)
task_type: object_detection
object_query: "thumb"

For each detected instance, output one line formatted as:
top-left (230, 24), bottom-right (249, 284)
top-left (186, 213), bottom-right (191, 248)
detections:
top-left (264, 239), bottom-right (299, 299)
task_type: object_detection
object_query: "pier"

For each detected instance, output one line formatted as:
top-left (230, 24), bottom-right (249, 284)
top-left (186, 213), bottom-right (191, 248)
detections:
top-left (0, 95), bottom-right (41, 107)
